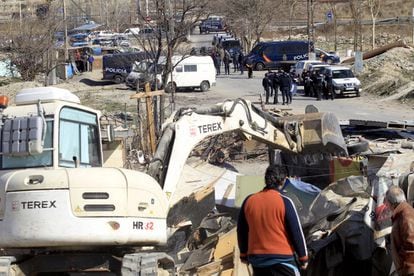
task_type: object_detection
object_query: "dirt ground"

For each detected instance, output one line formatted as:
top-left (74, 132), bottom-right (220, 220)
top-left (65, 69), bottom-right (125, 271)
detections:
top-left (358, 46), bottom-right (414, 104)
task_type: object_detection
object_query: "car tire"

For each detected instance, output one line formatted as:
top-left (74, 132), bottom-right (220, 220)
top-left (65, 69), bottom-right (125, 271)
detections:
top-left (114, 75), bottom-right (124, 84)
top-left (326, 58), bottom-right (333, 64)
top-left (200, 81), bottom-right (209, 92)
top-left (347, 139), bottom-right (369, 155)
top-left (255, 63), bottom-right (265, 71)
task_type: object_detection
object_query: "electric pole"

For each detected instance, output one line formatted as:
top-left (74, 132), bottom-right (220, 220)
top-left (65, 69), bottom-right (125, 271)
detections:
top-left (63, 0), bottom-right (68, 61)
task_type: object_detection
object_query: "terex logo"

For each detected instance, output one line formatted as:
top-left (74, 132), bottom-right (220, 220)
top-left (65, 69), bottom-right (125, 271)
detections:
top-left (198, 122), bottom-right (222, 134)
top-left (21, 200), bottom-right (56, 209)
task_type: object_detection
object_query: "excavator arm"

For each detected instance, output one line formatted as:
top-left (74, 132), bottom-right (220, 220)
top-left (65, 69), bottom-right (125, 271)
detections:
top-left (148, 99), bottom-right (346, 201)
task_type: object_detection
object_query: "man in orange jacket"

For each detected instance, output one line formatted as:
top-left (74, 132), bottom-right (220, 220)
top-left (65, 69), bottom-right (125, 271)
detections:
top-left (237, 165), bottom-right (308, 276)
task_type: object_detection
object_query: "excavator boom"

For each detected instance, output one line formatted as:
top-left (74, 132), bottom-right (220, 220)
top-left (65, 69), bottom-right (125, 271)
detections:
top-left (148, 98), bottom-right (346, 200)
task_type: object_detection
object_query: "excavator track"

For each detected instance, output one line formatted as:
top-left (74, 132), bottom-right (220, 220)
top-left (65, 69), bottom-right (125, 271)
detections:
top-left (121, 253), bottom-right (175, 276)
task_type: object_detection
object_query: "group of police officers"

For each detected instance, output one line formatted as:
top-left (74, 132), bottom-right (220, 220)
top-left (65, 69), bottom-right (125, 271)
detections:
top-left (262, 70), bottom-right (294, 105)
top-left (303, 68), bottom-right (335, 101)
top-left (262, 66), bottom-right (336, 104)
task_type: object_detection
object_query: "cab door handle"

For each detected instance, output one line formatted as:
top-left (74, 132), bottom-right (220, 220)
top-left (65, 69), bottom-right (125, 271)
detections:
top-left (138, 202), bottom-right (148, 211)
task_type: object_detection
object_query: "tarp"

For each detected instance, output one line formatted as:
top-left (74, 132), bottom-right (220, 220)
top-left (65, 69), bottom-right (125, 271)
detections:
top-left (70, 23), bottom-right (103, 32)
top-left (0, 59), bottom-right (19, 77)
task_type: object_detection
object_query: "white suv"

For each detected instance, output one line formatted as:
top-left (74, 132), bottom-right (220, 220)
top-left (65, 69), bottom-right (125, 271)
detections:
top-left (324, 66), bottom-right (361, 97)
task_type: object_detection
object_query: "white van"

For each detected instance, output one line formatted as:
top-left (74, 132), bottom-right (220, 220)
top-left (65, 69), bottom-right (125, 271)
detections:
top-left (165, 56), bottom-right (216, 92)
top-left (126, 55), bottom-right (216, 92)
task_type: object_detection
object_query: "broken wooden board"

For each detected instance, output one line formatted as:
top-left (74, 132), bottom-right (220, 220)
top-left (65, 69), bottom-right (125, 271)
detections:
top-left (234, 243), bottom-right (253, 276)
top-left (180, 246), bottom-right (214, 272)
top-left (220, 269), bottom-right (234, 276)
top-left (180, 235), bottom-right (222, 274)
top-left (214, 228), bottom-right (237, 261)
top-left (167, 184), bottom-right (216, 229)
top-left (196, 260), bottom-right (222, 275)
top-left (221, 183), bottom-right (234, 206)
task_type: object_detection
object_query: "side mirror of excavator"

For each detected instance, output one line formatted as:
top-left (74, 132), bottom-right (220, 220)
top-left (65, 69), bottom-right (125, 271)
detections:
top-left (106, 125), bottom-right (114, 143)
top-left (101, 124), bottom-right (115, 143)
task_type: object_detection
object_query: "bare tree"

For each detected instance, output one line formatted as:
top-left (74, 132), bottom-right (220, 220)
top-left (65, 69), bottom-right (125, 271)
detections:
top-left (223, 0), bottom-right (276, 51)
top-left (349, 0), bottom-right (364, 51)
top-left (3, 2), bottom-right (61, 81)
top-left (366, 0), bottom-right (381, 49)
top-left (132, 0), bottom-right (208, 126)
top-left (287, 0), bottom-right (299, 39)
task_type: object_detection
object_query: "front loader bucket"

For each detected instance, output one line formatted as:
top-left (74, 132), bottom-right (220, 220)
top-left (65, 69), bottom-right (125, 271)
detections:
top-left (280, 112), bottom-right (348, 155)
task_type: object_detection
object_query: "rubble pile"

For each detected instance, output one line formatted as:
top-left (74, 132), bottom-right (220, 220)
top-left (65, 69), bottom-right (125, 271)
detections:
top-left (358, 47), bottom-right (414, 101)
top-left (164, 118), bottom-right (414, 275)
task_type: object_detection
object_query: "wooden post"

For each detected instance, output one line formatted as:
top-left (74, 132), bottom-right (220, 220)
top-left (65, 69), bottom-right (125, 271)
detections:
top-left (130, 84), bottom-right (165, 155)
top-left (144, 83), bottom-right (156, 154)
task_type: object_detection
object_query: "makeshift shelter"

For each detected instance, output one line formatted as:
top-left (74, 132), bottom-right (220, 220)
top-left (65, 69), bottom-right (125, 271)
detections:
top-left (69, 23), bottom-right (103, 34)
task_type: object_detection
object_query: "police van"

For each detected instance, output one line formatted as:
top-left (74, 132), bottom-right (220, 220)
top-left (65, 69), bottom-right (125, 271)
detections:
top-left (102, 52), bottom-right (149, 83)
top-left (245, 40), bottom-right (313, 71)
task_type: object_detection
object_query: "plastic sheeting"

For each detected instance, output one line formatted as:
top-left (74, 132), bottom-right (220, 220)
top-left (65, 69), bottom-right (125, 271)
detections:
top-left (0, 60), bottom-right (19, 77)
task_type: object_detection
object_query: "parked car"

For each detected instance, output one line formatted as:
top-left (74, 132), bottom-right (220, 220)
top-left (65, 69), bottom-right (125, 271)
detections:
top-left (244, 40), bottom-right (313, 71)
top-left (69, 33), bottom-right (89, 47)
top-left (90, 30), bottom-right (116, 40)
top-left (315, 48), bottom-right (340, 64)
top-left (199, 17), bottom-right (226, 34)
top-left (125, 60), bottom-right (164, 90)
top-left (291, 60), bottom-right (324, 84)
top-left (212, 33), bottom-right (233, 46)
top-left (323, 66), bottom-right (361, 97)
top-left (220, 39), bottom-right (242, 61)
top-left (92, 38), bottom-right (113, 47)
top-left (112, 35), bottom-right (130, 47)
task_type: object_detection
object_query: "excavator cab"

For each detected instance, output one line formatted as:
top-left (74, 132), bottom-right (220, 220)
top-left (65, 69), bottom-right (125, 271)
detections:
top-left (0, 88), bottom-right (102, 170)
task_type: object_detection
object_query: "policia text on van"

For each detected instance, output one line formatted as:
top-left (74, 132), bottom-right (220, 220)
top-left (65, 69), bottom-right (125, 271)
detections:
top-left (244, 40), bottom-right (313, 71)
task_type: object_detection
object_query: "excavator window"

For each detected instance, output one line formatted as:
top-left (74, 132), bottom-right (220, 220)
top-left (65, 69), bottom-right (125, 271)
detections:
top-left (59, 107), bottom-right (101, 168)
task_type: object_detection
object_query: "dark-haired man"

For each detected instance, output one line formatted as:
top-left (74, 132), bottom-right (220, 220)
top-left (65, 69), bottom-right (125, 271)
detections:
top-left (237, 165), bottom-right (308, 276)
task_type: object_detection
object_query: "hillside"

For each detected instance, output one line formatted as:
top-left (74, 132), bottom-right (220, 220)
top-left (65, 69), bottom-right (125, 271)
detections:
top-left (358, 46), bottom-right (414, 103)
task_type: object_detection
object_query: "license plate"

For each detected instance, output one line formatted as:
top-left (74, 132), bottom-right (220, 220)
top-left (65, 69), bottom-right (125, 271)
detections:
top-left (345, 87), bottom-right (354, 91)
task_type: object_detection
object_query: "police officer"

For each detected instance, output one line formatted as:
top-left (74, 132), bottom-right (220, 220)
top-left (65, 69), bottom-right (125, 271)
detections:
top-left (324, 71), bottom-right (335, 100)
top-left (272, 70), bottom-right (280, 104)
top-left (262, 72), bottom-right (273, 104)
top-left (310, 70), bottom-right (322, 101)
top-left (266, 70), bottom-right (274, 96)
top-left (279, 71), bottom-right (292, 105)
top-left (303, 70), bottom-right (312, 97)
top-left (238, 51), bottom-right (245, 75)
